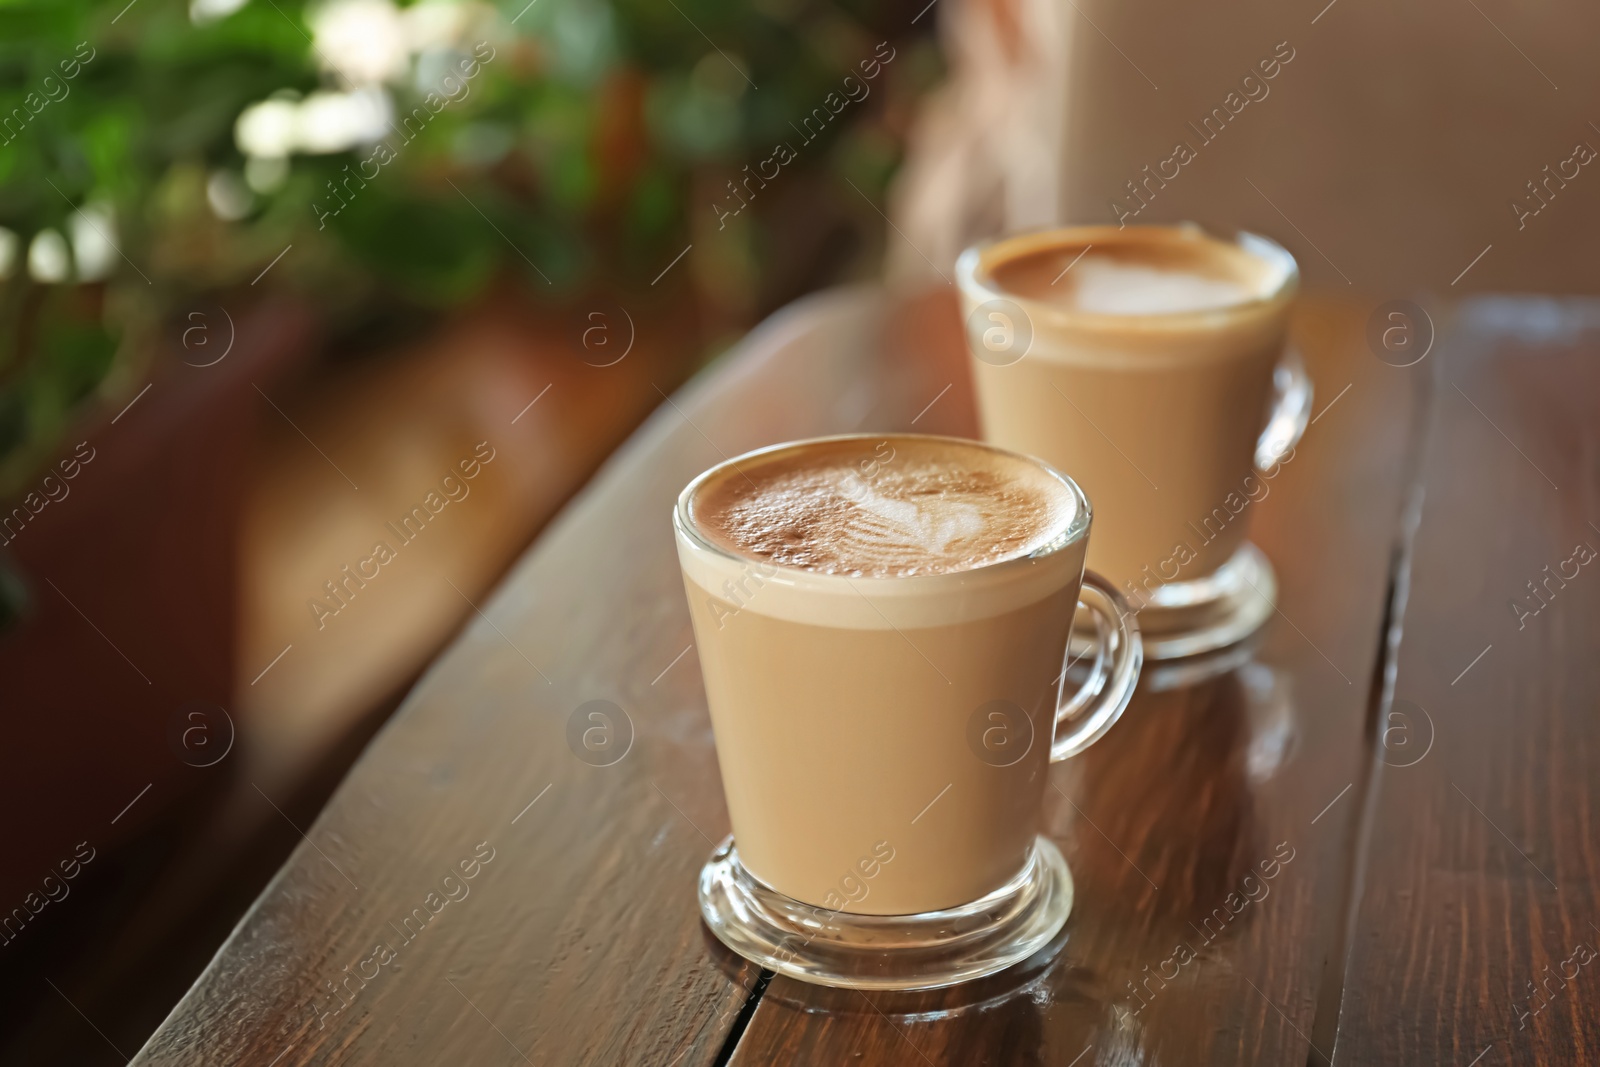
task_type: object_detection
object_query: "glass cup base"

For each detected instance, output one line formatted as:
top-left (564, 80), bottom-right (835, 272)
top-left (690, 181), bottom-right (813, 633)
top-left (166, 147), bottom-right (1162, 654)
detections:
top-left (1125, 542), bottom-right (1277, 662)
top-left (697, 835), bottom-right (1074, 991)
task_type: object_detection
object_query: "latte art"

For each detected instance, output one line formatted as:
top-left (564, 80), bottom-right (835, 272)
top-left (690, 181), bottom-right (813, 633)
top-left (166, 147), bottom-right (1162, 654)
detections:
top-left (985, 227), bottom-right (1285, 321)
top-left (690, 437), bottom-right (1075, 578)
top-left (837, 469), bottom-right (988, 555)
top-left (1067, 258), bottom-right (1252, 315)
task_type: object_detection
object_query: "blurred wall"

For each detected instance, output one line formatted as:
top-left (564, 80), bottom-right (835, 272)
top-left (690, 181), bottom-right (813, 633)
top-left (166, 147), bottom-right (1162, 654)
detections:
top-left (893, 0), bottom-right (1600, 297)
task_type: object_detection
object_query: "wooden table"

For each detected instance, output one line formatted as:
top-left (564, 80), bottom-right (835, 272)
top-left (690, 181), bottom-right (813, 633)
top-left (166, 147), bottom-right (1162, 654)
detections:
top-left (130, 286), bottom-right (1600, 1066)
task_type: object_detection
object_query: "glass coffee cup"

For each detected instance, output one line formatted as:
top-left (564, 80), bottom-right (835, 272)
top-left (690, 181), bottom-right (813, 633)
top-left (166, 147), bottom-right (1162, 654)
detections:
top-left (675, 433), bottom-right (1141, 989)
top-left (957, 224), bottom-right (1311, 660)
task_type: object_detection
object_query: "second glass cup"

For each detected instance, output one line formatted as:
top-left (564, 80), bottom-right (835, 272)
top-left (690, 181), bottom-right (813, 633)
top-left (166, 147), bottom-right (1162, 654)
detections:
top-left (957, 224), bottom-right (1312, 660)
top-left (675, 433), bottom-right (1141, 990)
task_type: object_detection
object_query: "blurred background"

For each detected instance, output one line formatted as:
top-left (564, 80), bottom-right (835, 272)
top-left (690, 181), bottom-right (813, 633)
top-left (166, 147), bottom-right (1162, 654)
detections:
top-left (4, 0), bottom-right (1598, 1060)
top-left (0, 1), bottom-right (940, 1061)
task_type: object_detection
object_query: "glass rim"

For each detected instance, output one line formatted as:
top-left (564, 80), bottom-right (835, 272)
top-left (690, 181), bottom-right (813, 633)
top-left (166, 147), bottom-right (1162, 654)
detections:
top-left (672, 431), bottom-right (1093, 588)
top-left (955, 223), bottom-right (1301, 331)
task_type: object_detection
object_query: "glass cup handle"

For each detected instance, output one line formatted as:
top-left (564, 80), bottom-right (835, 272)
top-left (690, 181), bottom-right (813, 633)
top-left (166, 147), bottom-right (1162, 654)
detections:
top-left (1052, 571), bottom-right (1143, 762)
top-left (1254, 347), bottom-right (1313, 472)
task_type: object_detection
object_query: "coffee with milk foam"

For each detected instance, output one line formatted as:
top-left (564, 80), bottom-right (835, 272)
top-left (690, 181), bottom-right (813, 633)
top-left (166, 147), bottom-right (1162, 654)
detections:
top-left (690, 436), bottom-right (1074, 579)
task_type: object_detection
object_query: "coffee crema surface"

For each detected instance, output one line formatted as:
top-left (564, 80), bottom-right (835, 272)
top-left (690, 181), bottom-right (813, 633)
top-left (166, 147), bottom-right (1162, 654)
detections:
top-left (688, 437), bottom-right (1076, 578)
top-left (989, 230), bottom-right (1281, 316)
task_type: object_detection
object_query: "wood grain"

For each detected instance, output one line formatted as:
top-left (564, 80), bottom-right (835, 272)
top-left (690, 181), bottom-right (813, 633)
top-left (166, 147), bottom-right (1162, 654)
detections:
top-left (133, 287), bottom-right (1433, 1067)
top-left (1332, 299), bottom-right (1600, 1064)
top-left (130, 285), bottom-right (975, 1066)
top-left (726, 296), bottom-right (1422, 1065)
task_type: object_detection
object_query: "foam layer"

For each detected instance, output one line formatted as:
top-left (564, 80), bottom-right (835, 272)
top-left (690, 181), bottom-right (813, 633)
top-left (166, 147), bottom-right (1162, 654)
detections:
top-left (688, 437), bottom-right (1074, 579)
top-left (675, 436), bottom-right (1091, 630)
top-left (986, 228), bottom-right (1282, 317)
top-left (1063, 258), bottom-right (1252, 314)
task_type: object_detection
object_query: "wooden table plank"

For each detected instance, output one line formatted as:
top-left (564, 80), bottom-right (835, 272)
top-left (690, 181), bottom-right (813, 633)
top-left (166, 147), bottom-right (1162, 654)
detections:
top-left (725, 295), bottom-right (1422, 1065)
top-left (135, 285), bottom-right (1429, 1067)
top-left (130, 285), bottom-right (975, 1067)
top-left (1333, 299), bottom-right (1600, 1065)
